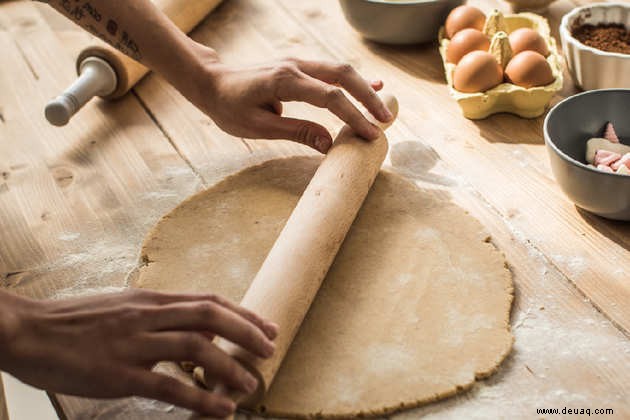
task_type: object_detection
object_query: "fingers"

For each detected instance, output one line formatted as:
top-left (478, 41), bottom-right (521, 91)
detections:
top-left (203, 293), bottom-right (278, 340)
top-left (276, 74), bottom-right (380, 140)
top-left (138, 332), bottom-right (259, 395)
top-left (127, 369), bottom-right (236, 418)
top-left (130, 290), bottom-right (277, 340)
top-left (294, 60), bottom-right (392, 123)
top-left (256, 112), bottom-right (333, 153)
top-left (141, 301), bottom-right (275, 359)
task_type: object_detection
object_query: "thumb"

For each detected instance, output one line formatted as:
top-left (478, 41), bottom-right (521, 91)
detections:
top-left (261, 113), bottom-right (333, 153)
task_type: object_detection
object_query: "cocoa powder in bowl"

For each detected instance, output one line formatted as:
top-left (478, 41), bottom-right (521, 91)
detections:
top-left (572, 23), bottom-right (630, 54)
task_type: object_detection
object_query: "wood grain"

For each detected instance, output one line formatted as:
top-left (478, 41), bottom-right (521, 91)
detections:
top-left (1, 0), bottom-right (628, 419)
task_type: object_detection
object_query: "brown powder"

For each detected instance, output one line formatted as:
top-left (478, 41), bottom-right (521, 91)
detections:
top-left (572, 23), bottom-right (630, 55)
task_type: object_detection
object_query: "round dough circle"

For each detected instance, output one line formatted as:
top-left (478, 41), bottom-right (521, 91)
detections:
top-left (134, 156), bottom-right (513, 418)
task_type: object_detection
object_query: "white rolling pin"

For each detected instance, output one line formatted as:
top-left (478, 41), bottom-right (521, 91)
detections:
top-left (45, 0), bottom-right (223, 126)
top-left (199, 93), bottom-right (399, 415)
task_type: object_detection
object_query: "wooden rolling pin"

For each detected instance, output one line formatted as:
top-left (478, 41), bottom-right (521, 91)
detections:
top-left (203, 93), bottom-right (399, 414)
top-left (45, 0), bottom-right (223, 126)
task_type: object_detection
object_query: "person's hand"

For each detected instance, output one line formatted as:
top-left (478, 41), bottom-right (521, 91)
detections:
top-left (0, 289), bottom-right (277, 417)
top-left (180, 47), bottom-right (393, 154)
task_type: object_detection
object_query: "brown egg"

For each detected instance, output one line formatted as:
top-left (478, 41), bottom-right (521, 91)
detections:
top-left (453, 51), bottom-right (503, 93)
top-left (445, 6), bottom-right (486, 39)
top-left (508, 28), bottom-right (549, 57)
top-left (505, 51), bottom-right (555, 88)
top-left (446, 29), bottom-right (490, 64)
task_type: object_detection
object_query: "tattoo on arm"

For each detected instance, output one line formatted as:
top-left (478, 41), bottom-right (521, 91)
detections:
top-left (46, 0), bottom-right (142, 61)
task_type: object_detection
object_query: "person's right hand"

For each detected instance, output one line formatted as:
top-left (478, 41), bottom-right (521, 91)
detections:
top-left (174, 45), bottom-right (393, 154)
top-left (0, 289), bottom-right (277, 418)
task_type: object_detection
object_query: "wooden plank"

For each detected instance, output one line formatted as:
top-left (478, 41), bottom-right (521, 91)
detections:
top-left (0, 1), bottom-right (201, 418)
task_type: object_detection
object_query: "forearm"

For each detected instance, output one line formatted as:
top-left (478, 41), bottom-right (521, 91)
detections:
top-left (43, 0), bottom-right (219, 95)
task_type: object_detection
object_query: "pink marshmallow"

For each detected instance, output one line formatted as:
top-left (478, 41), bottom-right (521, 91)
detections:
top-left (604, 122), bottom-right (620, 143)
top-left (594, 149), bottom-right (621, 167)
top-left (611, 153), bottom-right (630, 171)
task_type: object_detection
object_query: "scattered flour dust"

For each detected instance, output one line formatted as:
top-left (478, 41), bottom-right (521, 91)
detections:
top-left (58, 232), bottom-right (80, 241)
top-left (551, 254), bottom-right (587, 276)
top-left (48, 236), bottom-right (140, 300)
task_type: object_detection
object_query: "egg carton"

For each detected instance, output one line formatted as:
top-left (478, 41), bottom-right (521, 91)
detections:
top-left (438, 10), bottom-right (563, 119)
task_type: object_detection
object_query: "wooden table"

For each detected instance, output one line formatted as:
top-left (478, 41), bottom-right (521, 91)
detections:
top-left (1, 0), bottom-right (628, 418)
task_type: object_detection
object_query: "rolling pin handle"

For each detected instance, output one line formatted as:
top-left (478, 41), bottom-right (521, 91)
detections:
top-left (45, 57), bottom-right (117, 126)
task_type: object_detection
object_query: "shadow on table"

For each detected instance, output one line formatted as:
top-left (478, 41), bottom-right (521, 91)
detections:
top-left (58, 98), bottom-right (141, 165)
top-left (576, 207), bottom-right (630, 252)
top-left (390, 140), bottom-right (458, 187)
top-left (362, 39), bottom-right (446, 85)
top-left (472, 113), bottom-right (546, 145)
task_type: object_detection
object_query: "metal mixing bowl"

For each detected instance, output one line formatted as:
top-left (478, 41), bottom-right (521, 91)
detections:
top-left (544, 89), bottom-right (630, 220)
top-left (339, 0), bottom-right (464, 45)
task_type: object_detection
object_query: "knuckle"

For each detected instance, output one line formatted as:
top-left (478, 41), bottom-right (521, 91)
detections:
top-left (154, 377), bottom-right (178, 399)
top-left (325, 87), bottom-right (344, 105)
top-left (225, 358), bottom-right (243, 380)
top-left (337, 62), bottom-right (354, 75)
top-left (204, 293), bottom-right (219, 304)
top-left (206, 292), bottom-right (218, 301)
top-left (123, 288), bottom-right (152, 302)
top-left (184, 334), bottom-right (206, 358)
top-left (131, 288), bottom-right (152, 297)
top-left (196, 301), bottom-right (218, 319)
top-left (281, 56), bottom-right (298, 66)
top-left (119, 305), bottom-right (142, 323)
top-left (245, 327), bottom-right (263, 348)
top-left (273, 63), bottom-right (299, 80)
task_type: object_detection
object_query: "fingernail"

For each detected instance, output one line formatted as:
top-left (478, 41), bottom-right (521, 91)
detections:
top-left (380, 107), bottom-right (393, 121)
top-left (244, 372), bottom-right (258, 393)
top-left (265, 321), bottom-right (279, 339)
top-left (371, 79), bottom-right (384, 89)
top-left (369, 124), bottom-right (381, 139)
top-left (263, 340), bottom-right (276, 357)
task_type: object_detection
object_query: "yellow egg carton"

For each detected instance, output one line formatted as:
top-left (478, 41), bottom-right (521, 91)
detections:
top-left (438, 10), bottom-right (563, 119)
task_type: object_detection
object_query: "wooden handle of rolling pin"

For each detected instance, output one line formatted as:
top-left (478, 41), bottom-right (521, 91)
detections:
top-left (213, 93), bottom-right (399, 413)
top-left (78, 0), bottom-right (223, 99)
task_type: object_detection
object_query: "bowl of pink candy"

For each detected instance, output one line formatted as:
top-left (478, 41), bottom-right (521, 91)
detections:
top-left (544, 89), bottom-right (630, 220)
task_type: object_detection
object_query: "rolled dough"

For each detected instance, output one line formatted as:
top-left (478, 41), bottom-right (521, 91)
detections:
top-left (134, 156), bottom-right (513, 418)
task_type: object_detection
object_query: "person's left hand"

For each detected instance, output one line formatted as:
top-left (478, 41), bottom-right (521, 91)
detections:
top-left (180, 47), bottom-right (393, 154)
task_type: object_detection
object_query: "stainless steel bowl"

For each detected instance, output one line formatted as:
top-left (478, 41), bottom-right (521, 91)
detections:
top-left (544, 89), bottom-right (630, 220)
top-left (339, 0), bottom-right (464, 45)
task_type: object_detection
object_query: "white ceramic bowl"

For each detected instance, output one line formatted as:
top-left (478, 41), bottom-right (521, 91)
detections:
top-left (560, 3), bottom-right (630, 91)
